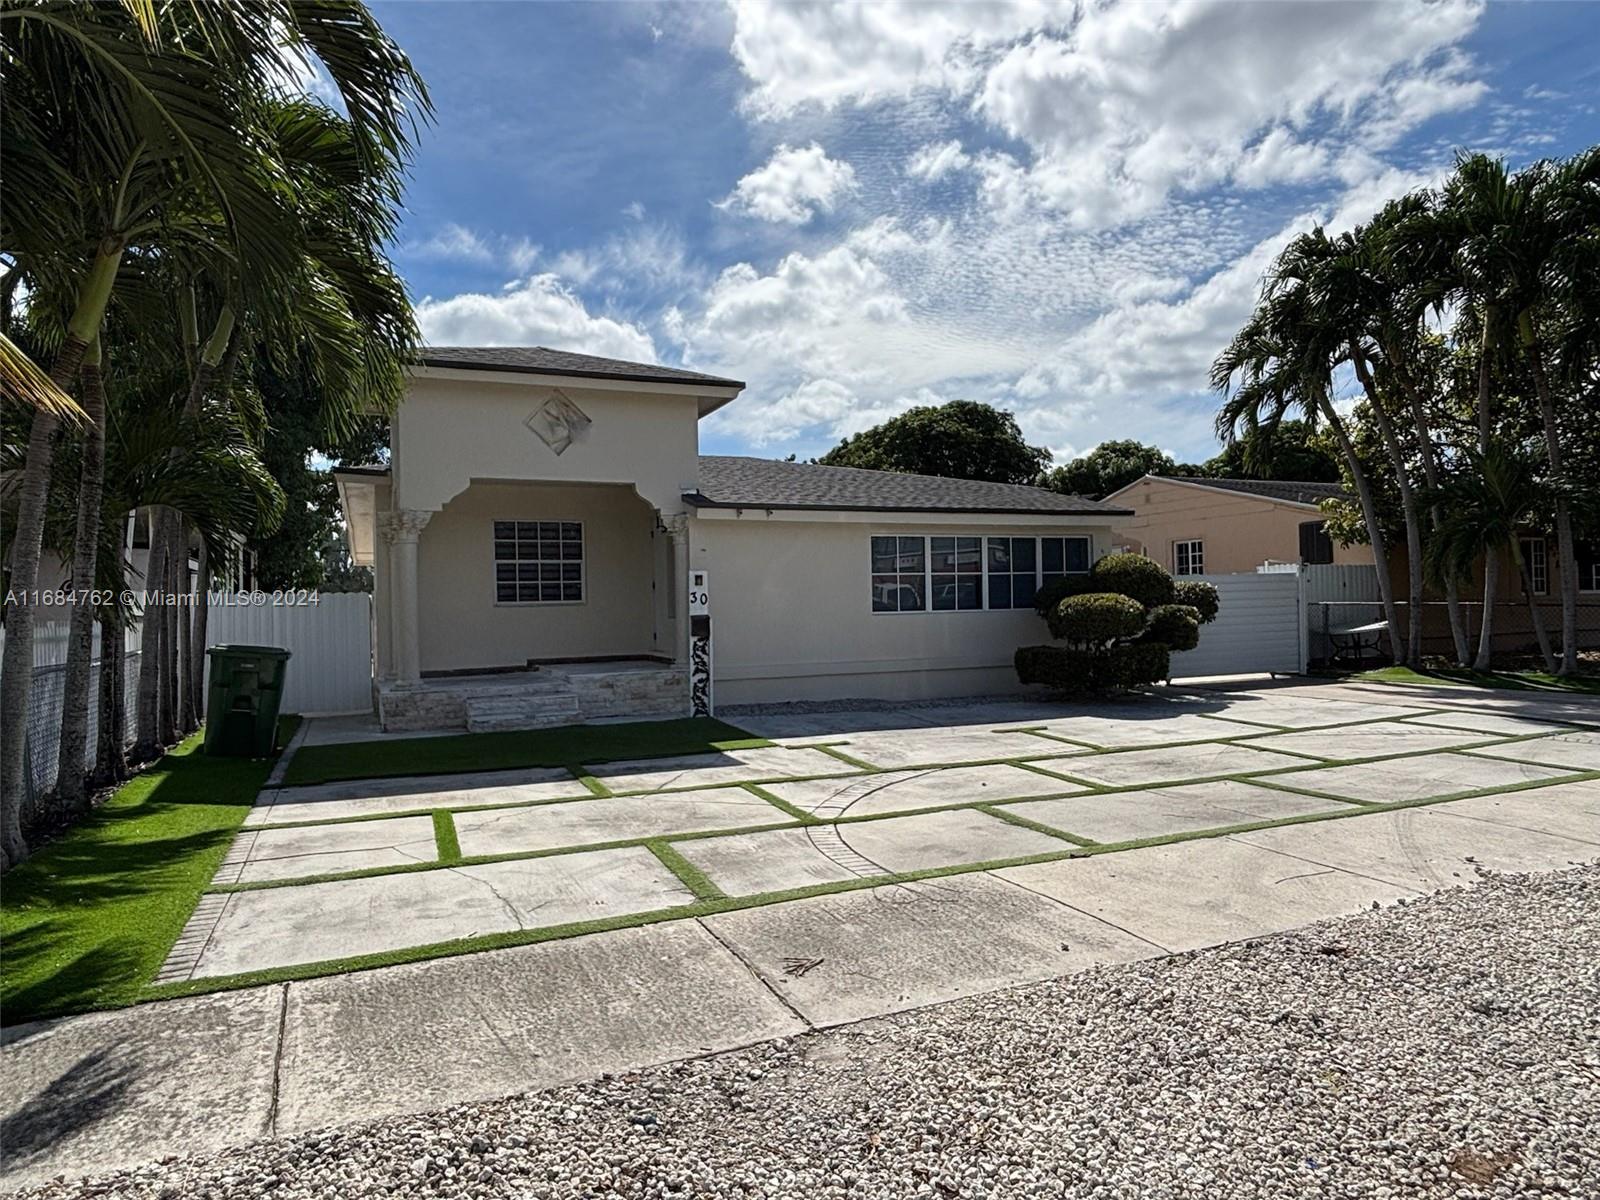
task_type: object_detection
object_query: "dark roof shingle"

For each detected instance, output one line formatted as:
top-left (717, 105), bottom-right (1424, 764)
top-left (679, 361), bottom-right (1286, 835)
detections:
top-left (420, 346), bottom-right (744, 389)
top-left (688, 456), bottom-right (1131, 516)
top-left (1166, 476), bottom-right (1346, 506)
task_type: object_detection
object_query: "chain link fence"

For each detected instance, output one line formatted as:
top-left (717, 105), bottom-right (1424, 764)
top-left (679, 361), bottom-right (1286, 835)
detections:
top-left (1309, 599), bottom-right (1600, 667)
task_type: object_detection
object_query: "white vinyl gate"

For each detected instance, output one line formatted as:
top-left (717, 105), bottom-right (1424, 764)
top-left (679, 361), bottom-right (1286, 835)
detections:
top-left (1169, 569), bottom-right (1307, 678)
top-left (205, 592), bottom-right (373, 714)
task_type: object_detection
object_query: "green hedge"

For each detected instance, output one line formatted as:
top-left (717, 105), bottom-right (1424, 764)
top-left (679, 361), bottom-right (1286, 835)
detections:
top-left (1046, 591), bottom-right (1147, 645)
top-left (1015, 642), bottom-right (1171, 696)
top-left (1089, 552), bottom-right (1175, 608)
top-left (1142, 603), bottom-right (1202, 652)
top-left (1173, 580), bottom-right (1221, 623)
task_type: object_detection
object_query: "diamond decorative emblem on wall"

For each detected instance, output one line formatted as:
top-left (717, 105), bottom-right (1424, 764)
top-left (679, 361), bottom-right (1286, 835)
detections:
top-left (524, 388), bottom-right (593, 455)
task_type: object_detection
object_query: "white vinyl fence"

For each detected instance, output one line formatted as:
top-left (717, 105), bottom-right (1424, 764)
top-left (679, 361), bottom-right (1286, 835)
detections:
top-left (205, 591), bottom-right (373, 715)
top-left (1169, 569), bottom-right (1308, 678)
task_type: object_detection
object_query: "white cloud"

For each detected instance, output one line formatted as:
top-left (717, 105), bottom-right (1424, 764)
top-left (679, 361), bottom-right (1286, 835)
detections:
top-left (717, 143), bottom-right (859, 224)
top-left (416, 274), bottom-right (657, 362)
top-left (905, 139), bottom-right (971, 181)
top-left (405, 224), bottom-right (542, 274)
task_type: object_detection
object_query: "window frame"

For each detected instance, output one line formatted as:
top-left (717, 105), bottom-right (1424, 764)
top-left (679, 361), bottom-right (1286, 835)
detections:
top-left (871, 533), bottom-right (1094, 614)
top-left (1574, 542), bottom-right (1600, 594)
top-left (1519, 536), bottom-right (1549, 596)
top-left (1173, 539), bottom-right (1204, 577)
top-left (493, 519), bottom-right (585, 606)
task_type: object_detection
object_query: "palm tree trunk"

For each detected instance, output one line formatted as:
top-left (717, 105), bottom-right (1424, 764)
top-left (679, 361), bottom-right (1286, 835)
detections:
top-left (161, 524), bottom-right (181, 745)
top-left (1396, 365), bottom-right (1471, 666)
top-left (0, 241), bottom-right (123, 870)
top-left (1523, 335), bottom-right (1577, 675)
top-left (177, 522), bottom-right (197, 733)
top-left (133, 512), bottom-right (165, 761)
top-left (190, 541), bottom-right (211, 726)
top-left (94, 606), bottom-right (128, 786)
top-left (1474, 550), bottom-right (1499, 671)
top-left (1351, 347), bottom-right (1424, 665)
top-left (1510, 540), bottom-right (1557, 672)
top-left (54, 339), bottom-right (109, 815)
top-left (1320, 397), bottom-right (1405, 665)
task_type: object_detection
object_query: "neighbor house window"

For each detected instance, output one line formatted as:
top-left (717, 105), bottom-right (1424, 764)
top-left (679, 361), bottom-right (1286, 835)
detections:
top-left (986, 537), bottom-right (1037, 610)
top-left (1519, 537), bottom-right (1548, 595)
top-left (494, 520), bottom-right (583, 603)
top-left (1040, 536), bottom-right (1091, 587)
top-left (1299, 520), bottom-right (1335, 565)
top-left (871, 536), bottom-right (926, 612)
top-left (931, 536), bottom-right (983, 610)
top-left (1174, 539), bottom-right (1204, 576)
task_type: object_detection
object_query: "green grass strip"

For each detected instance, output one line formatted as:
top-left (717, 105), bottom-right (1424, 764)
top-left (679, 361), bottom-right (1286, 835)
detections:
top-left (432, 811), bottom-right (462, 864)
top-left (647, 840), bottom-right (724, 900)
top-left (977, 803), bottom-right (1097, 847)
top-left (281, 717), bottom-right (771, 787)
top-left (810, 744), bottom-right (879, 770)
top-left (1353, 664), bottom-right (1600, 696)
top-left (740, 781), bottom-right (823, 824)
top-left (1, 716), bottom-right (300, 1025)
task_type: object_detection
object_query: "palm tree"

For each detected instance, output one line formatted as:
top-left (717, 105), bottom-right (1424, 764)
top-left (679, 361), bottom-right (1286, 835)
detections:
top-left (1213, 231), bottom-right (1407, 663)
top-left (1, 1), bottom-right (427, 863)
top-left (1424, 444), bottom-right (1559, 671)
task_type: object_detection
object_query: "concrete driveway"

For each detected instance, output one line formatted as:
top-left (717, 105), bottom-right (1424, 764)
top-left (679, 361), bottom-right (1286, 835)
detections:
top-left (5, 678), bottom-right (1599, 1189)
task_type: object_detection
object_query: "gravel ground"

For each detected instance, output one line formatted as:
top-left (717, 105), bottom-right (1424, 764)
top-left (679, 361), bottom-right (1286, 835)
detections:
top-left (15, 866), bottom-right (1600, 1200)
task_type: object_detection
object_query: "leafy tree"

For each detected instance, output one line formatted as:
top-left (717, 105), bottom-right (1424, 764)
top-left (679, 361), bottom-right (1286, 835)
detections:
top-left (1039, 439), bottom-right (1181, 499)
top-left (818, 401), bottom-right (1049, 485)
top-left (1202, 419), bottom-right (1341, 482)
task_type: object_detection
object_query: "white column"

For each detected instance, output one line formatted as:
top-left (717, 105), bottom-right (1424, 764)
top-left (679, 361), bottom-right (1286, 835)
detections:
top-left (664, 513), bottom-right (691, 667)
top-left (378, 509), bottom-right (432, 684)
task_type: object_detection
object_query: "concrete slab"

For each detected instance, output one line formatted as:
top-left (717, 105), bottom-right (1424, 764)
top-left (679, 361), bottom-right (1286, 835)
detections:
top-left (677, 827), bottom-right (883, 895)
top-left (1401, 711), bottom-right (1571, 737)
top-left (1427, 780), bottom-right (1600, 845)
top-left (763, 763), bottom-right (1085, 818)
top-left (1471, 731), bottom-right (1600, 772)
top-left (190, 846), bottom-right (695, 979)
top-left (679, 809), bottom-right (1069, 897)
top-left (911, 700), bottom-right (1135, 727)
top-left (731, 708), bottom-right (942, 743)
top-left (1197, 693), bottom-right (1431, 729)
top-left (1261, 751), bottom-right (1575, 803)
top-left (245, 766), bottom-right (587, 827)
top-left (0, 988), bottom-right (282, 1190)
top-left (700, 873), bottom-right (1161, 1026)
top-left (1239, 722), bottom-right (1499, 762)
top-left (1051, 742), bottom-right (1311, 788)
top-left (999, 779), bottom-right (1349, 844)
top-left (586, 746), bottom-right (858, 792)
top-left (452, 788), bottom-right (788, 857)
top-left (829, 727), bottom-right (1086, 769)
top-left (997, 836), bottom-right (1419, 952)
top-left (221, 815), bottom-right (438, 885)
top-left (275, 920), bottom-right (804, 1133)
top-left (1018, 711), bottom-right (1264, 748)
top-left (1231, 808), bottom-right (1599, 892)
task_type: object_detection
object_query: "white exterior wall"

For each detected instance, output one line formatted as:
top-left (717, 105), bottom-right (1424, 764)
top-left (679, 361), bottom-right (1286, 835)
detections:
top-left (692, 514), bottom-right (1115, 704)
top-left (416, 481), bottom-right (661, 673)
top-left (394, 372), bottom-right (704, 515)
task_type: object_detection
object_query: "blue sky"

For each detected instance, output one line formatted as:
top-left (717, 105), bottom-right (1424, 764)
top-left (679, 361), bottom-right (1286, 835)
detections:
top-left (375, 0), bottom-right (1598, 464)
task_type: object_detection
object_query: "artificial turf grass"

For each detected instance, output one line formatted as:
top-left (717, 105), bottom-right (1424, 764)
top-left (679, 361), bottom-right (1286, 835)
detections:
top-left (280, 717), bottom-right (772, 788)
top-left (1354, 665), bottom-right (1600, 695)
top-left (0, 718), bottom-right (300, 1026)
top-left (138, 763), bottom-right (1600, 1008)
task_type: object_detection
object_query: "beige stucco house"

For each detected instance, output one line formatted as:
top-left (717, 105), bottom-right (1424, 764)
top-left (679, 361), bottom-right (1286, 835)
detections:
top-left (1103, 475), bottom-right (1369, 576)
top-left (336, 347), bottom-right (1134, 731)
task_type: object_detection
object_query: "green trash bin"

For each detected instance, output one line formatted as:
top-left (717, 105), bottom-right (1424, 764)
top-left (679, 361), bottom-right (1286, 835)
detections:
top-left (204, 644), bottom-right (292, 757)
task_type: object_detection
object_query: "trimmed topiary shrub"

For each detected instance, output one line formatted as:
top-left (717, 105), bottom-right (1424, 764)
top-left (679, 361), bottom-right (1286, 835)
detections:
top-left (1015, 643), bottom-right (1171, 696)
top-left (1173, 580), bottom-right (1221, 624)
top-left (1142, 603), bottom-right (1202, 652)
top-left (1046, 592), bottom-right (1146, 645)
top-left (1089, 552), bottom-right (1175, 609)
top-left (1031, 572), bottom-right (1097, 618)
top-left (1016, 551), bottom-right (1216, 699)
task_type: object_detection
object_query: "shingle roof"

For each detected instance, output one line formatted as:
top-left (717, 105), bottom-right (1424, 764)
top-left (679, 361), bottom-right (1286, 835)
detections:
top-left (688, 456), bottom-right (1133, 516)
top-left (1166, 476), bottom-right (1346, 506)
top-left (420, 346), bottom-right (744, 389)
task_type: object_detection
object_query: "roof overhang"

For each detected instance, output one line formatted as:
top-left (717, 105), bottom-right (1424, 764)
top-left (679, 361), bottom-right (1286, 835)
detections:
top-left (1102, 473), bottom-right (1330, 512)
top-left (334, 467), bottom-right (390, 567)
top-left (685, 502), bottom-right (1132, 527)
top-left (410, 364), bottom-right (742, 419)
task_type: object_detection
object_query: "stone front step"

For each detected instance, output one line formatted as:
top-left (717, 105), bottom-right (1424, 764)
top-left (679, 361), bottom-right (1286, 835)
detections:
top-left (465, 691), bottom-right (581, 734)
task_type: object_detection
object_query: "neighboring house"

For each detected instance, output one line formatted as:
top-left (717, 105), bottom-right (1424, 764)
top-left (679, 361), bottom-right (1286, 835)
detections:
top-left (334, 346), bottom-right (1133, 730)
top-left (1103, 475), bottom-right (1368, 575)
